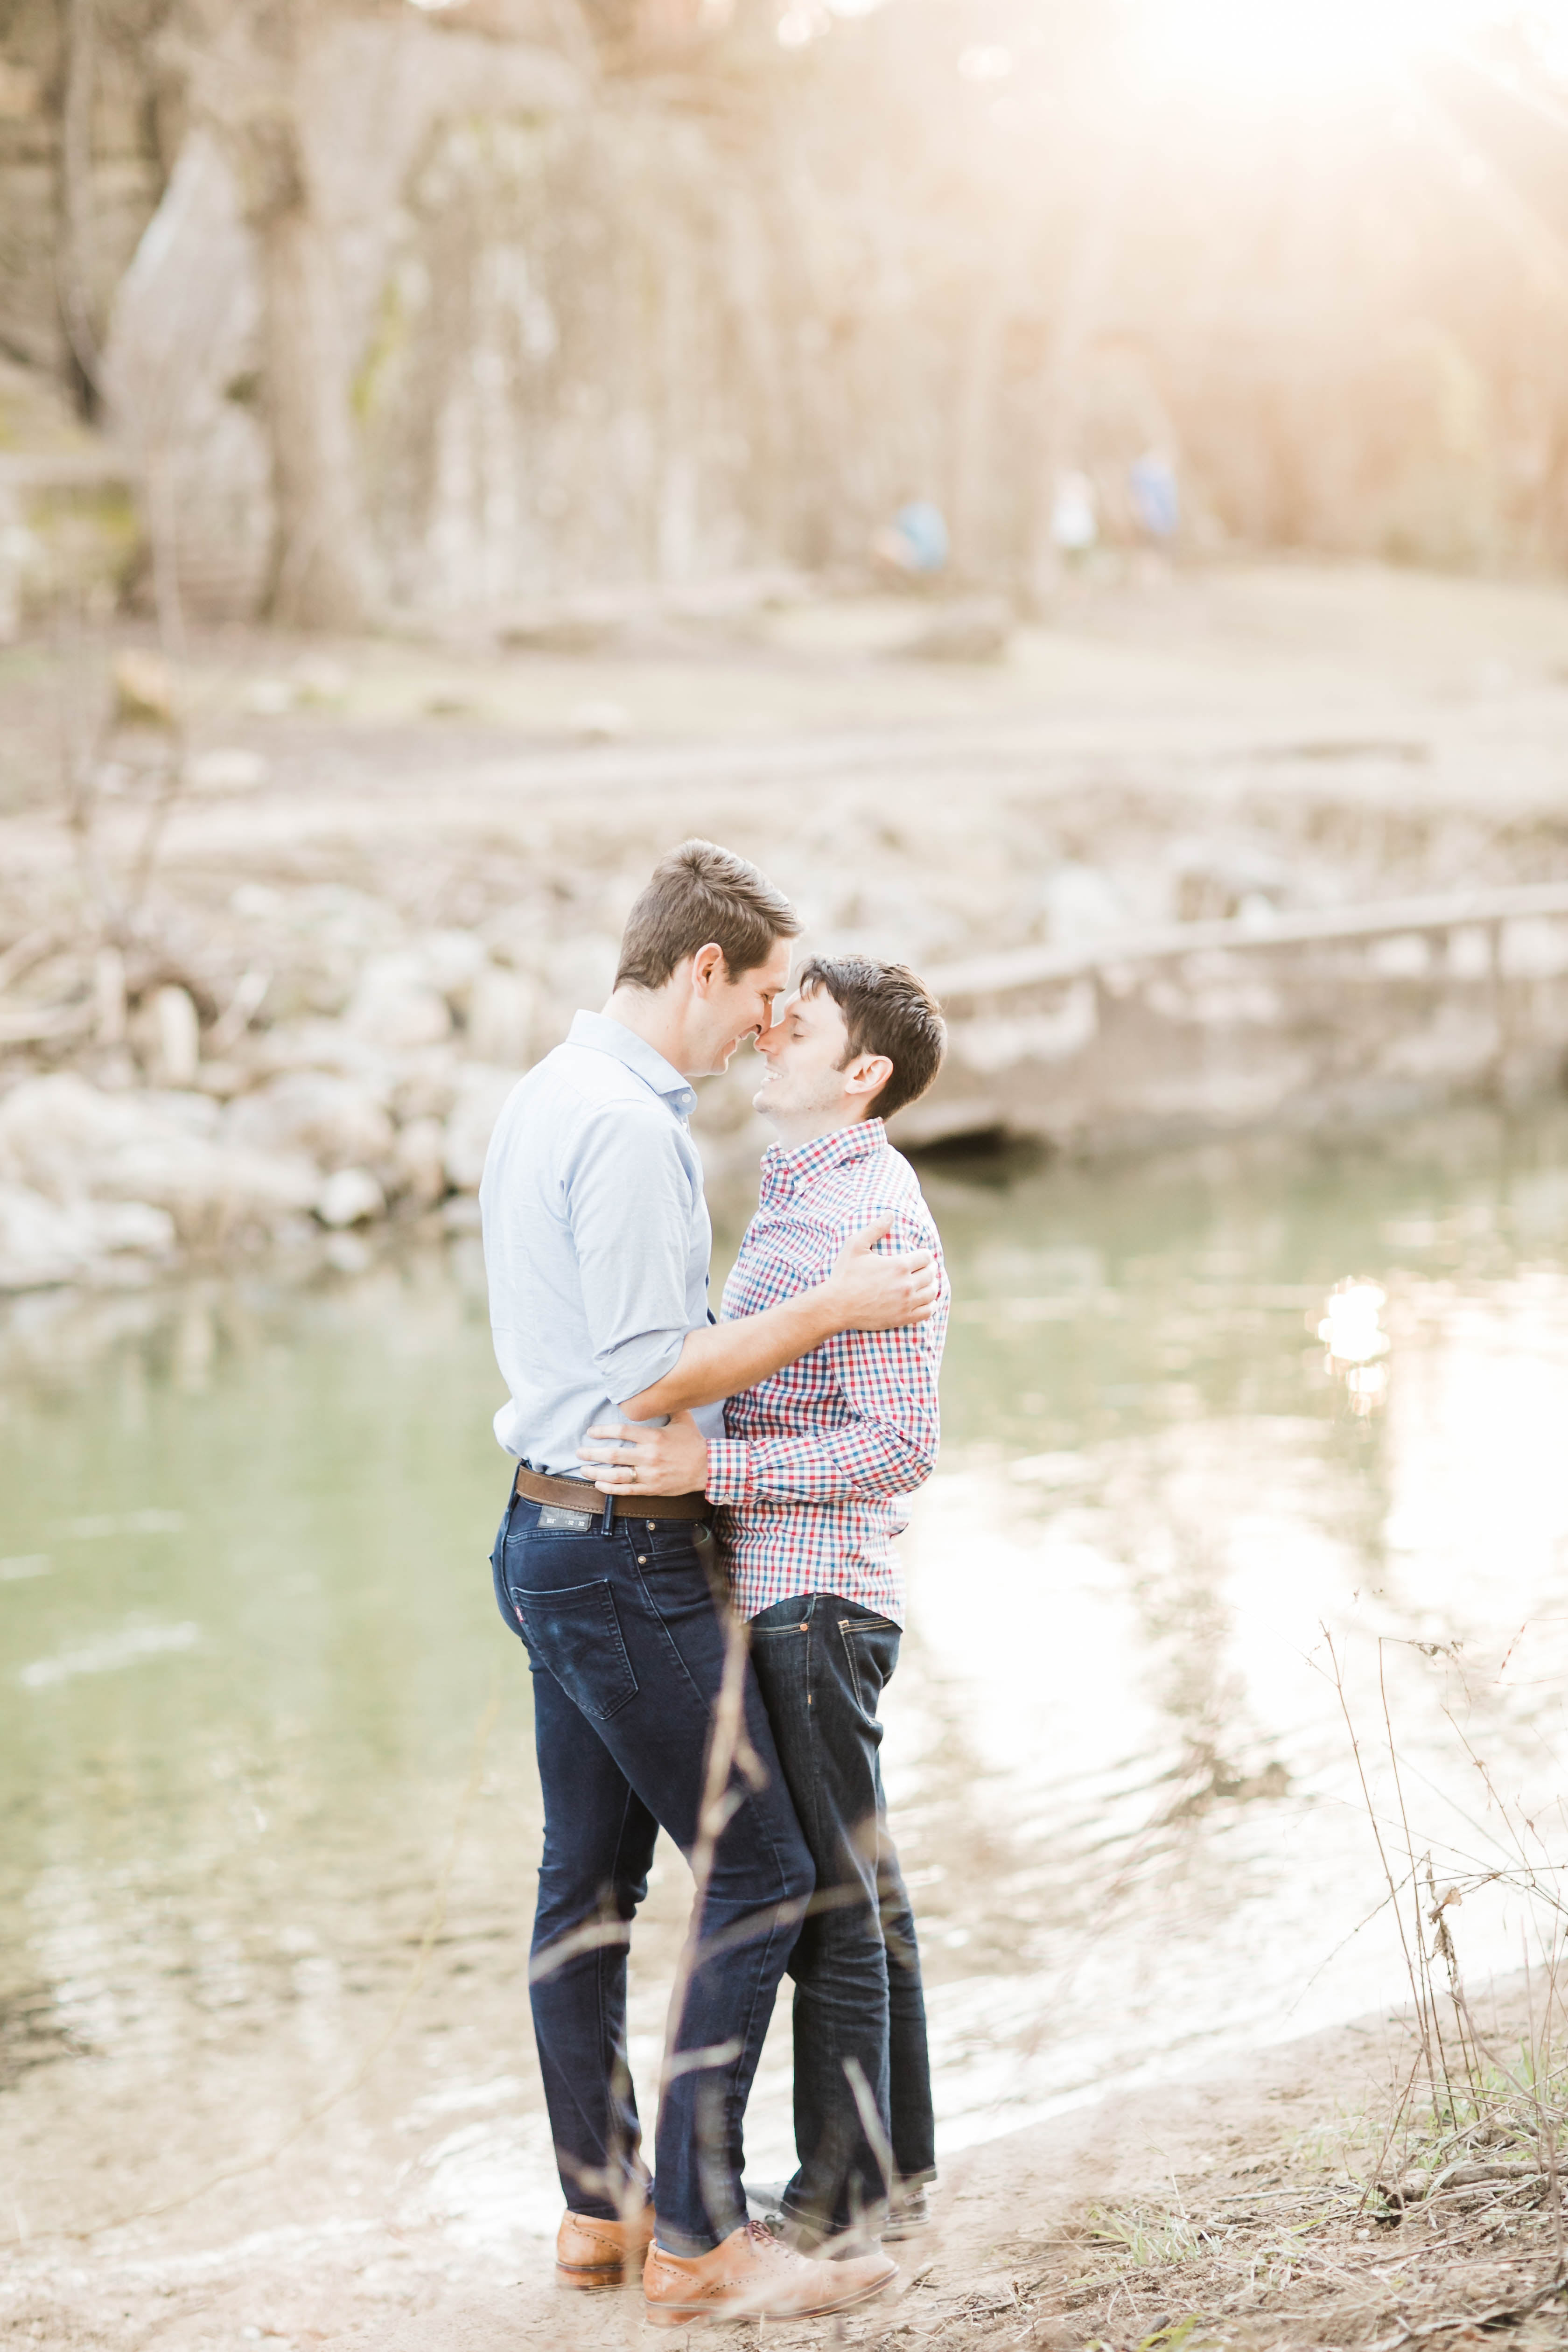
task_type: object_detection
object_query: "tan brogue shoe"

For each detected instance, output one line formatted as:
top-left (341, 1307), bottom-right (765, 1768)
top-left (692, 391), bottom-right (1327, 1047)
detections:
top-left (555, 2204), bottom-right (655, 2290)
top-left (643, 2219), bottom-right (896, 2328)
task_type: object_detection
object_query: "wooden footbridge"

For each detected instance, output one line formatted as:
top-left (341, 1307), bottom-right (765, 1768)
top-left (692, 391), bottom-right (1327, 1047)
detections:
top-left (905, 880), bottom-right (1568, 1154)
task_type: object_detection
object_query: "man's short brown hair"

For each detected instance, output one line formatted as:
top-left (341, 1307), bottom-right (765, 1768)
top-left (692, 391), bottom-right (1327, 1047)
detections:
top-left (616, 840), bottom-right (800, 992)
top-left (798, 954), bottom-right (946, 1121)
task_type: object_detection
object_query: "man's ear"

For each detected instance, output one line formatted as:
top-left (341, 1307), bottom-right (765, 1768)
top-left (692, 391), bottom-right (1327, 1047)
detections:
top-left (688, 943), bottom-right (726, 995)
top-left (845, 1053), bottom-right (893, 1101)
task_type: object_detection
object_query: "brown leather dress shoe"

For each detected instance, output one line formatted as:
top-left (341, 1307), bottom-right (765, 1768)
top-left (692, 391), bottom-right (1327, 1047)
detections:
top-left (555, 2204), bottom-right (655, 2289)
top-left (643, 2219), bottom-right (896, 2327)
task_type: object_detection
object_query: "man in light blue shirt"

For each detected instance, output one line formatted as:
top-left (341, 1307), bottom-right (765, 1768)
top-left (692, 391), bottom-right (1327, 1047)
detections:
top-left (482, 1009), bottom-right (724, 1476)
top-left (480, 840), bottom-right (935, 2327)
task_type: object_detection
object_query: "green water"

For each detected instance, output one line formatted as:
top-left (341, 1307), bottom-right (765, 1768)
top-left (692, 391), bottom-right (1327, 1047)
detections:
top-left (4, 1105), bottom-right (1568, 2246)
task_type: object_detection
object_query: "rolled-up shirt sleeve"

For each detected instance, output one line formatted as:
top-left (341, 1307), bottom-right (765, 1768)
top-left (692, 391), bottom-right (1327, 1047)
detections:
top-left (705, 1299), bottom-right (943, 1505)
top-left (564, 1104), bottom-right (699, 1409)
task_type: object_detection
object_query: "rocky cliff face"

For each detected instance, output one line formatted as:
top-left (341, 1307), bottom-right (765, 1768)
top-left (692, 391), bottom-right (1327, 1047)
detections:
top-left (0, 0), bottom-right (174, 394)
top-left (364, 104), bottom-right (793, 611)
top-left (10, 0), bottom-right (1568, 630)
top-left (115, 92), bottom-right (802, 621)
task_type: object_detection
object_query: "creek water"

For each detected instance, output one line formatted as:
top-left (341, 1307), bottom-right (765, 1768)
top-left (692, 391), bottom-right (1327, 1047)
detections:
top-left (4, 1105), bottom-right (1568, 2261)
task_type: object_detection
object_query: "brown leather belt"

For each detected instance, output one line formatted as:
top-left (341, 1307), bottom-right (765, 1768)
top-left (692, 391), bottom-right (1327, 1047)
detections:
top-left (513, 1463), bottom-right (709, 1524)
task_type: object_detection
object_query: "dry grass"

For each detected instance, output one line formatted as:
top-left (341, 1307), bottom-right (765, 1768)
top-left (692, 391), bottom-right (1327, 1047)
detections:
top-left (972, 2081), bottom-right (1566, 2352)
top-left (715, 2007), bottom-right (1568, 2350)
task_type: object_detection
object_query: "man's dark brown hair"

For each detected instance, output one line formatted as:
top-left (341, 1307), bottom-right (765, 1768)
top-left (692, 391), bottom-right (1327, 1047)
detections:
top-left (616, 840), bottom-right (801, 991)
top-left (798, 954), bottom-right (946, 1121)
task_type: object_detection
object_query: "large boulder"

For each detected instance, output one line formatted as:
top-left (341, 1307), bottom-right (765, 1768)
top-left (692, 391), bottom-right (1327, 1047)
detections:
top-left (342, 934), bottom-right (490, 1050)
top-left (411, 931), bottom-right (490, 1011)
top-left (468, 965), bottom-right (539, 1066)
top-left (443, 1066), bottom-right (524, 1193)
top-left (245, 1018), bottom-right (401, 1089)
top-left (0, 1185), bottom-right (176, 1292)
top-left (0, 1074), bottom-right (318, 1244)
top-left (896, 597), bottom-right (1014, 663)
top-left (128, 984), bottom-right (203, 1086)
top-left (102, 24), bottom-right (581, 623)
top-left (101, 131), bottom-right (272, 621)
top-left (224, 1070), bottom-right (395, 1171)
top-left (315, 1167), bottom-right (386, 1228)
top-left (389, 1048), bottom-right (463, 1127)
top-left (390, 1116), bottom-right (449, 1208)
top-left (342, 954), bottom-right (454, 1051)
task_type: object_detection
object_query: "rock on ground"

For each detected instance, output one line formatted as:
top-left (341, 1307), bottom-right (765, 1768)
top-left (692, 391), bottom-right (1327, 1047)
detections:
top-left (443, 1068), bottom-right (524, 1196)
top-left (0, 1074), bottom-right (320, 1271)
top-left (0, 1181), bottom-right (175, 1289)
top-left (224, 1070), bottom-right (397, 1171)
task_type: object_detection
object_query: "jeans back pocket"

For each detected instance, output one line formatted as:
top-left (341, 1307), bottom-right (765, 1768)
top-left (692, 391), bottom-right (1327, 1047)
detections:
top-left (513, 1578), bottom-right (639, 1721)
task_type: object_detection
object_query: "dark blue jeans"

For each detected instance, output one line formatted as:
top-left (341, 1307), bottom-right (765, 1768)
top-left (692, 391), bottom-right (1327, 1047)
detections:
top-left (748, 1593), bottom-right (935, 2235)
top-left (492, 1488), bottom-right (814, 2254)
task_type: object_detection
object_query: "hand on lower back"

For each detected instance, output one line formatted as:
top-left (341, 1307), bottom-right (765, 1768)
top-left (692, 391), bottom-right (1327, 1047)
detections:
top-left (578, 1409), bottom-right (711, 1496)
top-left (824, 1214), bottom-right (938, 1330)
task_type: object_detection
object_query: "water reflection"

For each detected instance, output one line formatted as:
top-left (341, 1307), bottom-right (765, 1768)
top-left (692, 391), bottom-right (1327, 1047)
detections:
top-left (1317, 1277), bottom-right (1390, 1413)
top-left (898, 1113), bottom-right (1568, 2146)
top-left (4, 1107), bottom-right (1568, 2262)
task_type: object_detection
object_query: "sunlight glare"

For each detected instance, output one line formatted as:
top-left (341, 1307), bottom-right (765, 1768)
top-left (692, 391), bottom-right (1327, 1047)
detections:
top-left (1319, 1280), bottom-right (1391, 1416)
top-left (1130, 0), bottom-right (1555, 104)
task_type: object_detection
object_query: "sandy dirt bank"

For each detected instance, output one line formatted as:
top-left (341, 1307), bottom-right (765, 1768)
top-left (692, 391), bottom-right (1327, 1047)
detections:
top-left (7, 1974), bottom-right (1564, 2352)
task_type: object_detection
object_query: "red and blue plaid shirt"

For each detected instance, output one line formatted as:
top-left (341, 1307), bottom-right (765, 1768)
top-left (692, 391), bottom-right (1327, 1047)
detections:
top-left (704, 1118), bottom-right (948, 1625)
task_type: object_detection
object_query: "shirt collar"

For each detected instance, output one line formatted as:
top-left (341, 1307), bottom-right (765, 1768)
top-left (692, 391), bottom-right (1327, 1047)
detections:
top-left (566, 1011), bottom-right (698, 1118)
top-left (762, 1116), bottom-right (888, 1194)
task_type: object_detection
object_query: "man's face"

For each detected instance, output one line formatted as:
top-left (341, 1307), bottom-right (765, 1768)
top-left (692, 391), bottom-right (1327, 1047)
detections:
top-left (751, 984), bottom-right (856, 1122)
top-left (688, 935), bottom-right (794, 1074)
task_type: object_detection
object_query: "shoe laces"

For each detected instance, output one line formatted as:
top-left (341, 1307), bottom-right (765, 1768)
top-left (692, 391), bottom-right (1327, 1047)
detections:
top-left (743, 2217), bottom-right (812, 2268)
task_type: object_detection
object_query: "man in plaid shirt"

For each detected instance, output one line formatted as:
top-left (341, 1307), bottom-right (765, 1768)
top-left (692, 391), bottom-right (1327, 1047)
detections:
top-left (581, 954), bottom-right (949, 2250)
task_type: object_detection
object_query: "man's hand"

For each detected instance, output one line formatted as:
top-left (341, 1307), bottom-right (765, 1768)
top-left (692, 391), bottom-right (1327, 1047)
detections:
top-left (578, 1409), bottom-right (710, 1497)
top-left (612, 1217), bottom-right (939, 1421)
top-left (820, 1213), bottom-right (938, 1331)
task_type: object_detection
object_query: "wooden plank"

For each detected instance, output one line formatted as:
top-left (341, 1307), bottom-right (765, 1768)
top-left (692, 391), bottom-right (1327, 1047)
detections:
top-left (924, 882), bottom-right (1568, 1001)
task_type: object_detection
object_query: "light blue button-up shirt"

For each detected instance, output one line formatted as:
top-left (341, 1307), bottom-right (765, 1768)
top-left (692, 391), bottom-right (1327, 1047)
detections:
top-left (478, 1010), bottom-right (725, 1476)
